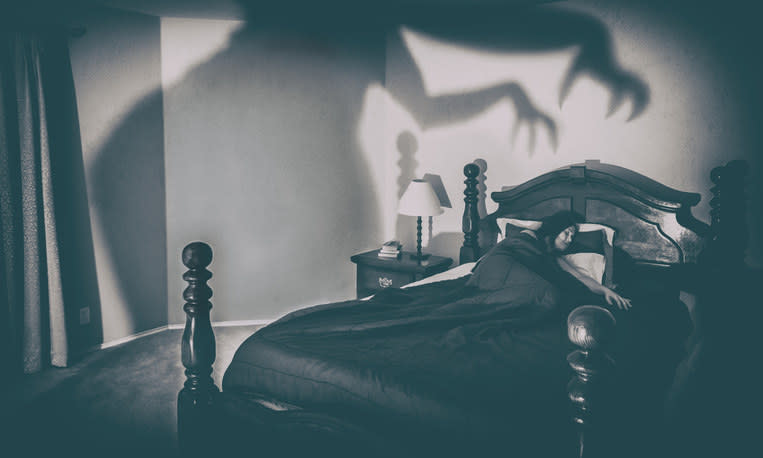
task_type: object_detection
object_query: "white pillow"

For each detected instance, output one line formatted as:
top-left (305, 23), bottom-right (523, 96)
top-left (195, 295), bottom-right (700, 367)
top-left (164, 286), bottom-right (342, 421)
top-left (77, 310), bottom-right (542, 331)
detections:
top-left (574, 223), bottom-right (615, 285)
top-left (495, 218), bottom-right (541, 241)
top-left (496, 218), bottom-right (615, 245)
top-left (561, 253), bottom-right (606, 284)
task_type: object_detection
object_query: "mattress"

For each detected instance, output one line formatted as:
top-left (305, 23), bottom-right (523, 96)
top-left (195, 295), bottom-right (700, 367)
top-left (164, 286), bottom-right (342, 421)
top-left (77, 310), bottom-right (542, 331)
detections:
top-left (222, 277), bottom-right (574, 453)
top-left (221, 257), bottom-right (691, 454)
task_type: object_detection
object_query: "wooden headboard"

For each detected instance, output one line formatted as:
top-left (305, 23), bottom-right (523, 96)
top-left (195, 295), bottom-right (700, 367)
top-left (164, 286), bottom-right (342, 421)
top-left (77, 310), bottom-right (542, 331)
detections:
top-left (460, 160), bottom-right (718, 266)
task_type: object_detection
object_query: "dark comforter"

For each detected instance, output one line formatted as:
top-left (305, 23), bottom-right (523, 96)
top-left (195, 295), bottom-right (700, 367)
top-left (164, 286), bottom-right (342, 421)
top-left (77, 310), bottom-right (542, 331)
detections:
top-left (222, 235), bottom-right (690, 456)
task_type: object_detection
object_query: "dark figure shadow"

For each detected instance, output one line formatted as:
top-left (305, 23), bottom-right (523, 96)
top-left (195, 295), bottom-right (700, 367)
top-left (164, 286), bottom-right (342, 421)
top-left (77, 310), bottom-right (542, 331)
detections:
top-left (83, 12), bottom-right (168, 336)
top-left (85, 2), bottom-right (651, 334)
top-left (473, 159), bottom-right (489, 219)
top-left (89, 4), bottom-right (387, 326)
top-left (235, 1), bottom-right (649, 259)
top-left (88, 89), bottom-right (167, 333)
top-left (395, 131), bottom-right (419, 248)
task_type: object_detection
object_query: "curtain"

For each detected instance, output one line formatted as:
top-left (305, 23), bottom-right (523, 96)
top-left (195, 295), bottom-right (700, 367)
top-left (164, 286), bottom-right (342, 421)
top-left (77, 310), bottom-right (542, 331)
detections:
top-left (0, 29), bottom-right (75, 374)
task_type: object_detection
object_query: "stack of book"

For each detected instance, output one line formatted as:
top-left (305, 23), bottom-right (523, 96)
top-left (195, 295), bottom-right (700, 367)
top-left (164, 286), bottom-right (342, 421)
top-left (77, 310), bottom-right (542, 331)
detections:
top-left (378, 241), bottom-right (402, 259)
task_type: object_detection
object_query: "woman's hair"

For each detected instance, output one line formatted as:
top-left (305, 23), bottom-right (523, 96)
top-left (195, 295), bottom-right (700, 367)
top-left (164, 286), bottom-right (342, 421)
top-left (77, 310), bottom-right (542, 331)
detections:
top-left (536, 210), bottom-right (585, 240)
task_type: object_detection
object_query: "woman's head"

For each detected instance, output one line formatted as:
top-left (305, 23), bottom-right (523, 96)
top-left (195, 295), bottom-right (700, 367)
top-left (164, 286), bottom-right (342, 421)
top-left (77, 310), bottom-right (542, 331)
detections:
top-left (536, 211), bottom-right (585, 252)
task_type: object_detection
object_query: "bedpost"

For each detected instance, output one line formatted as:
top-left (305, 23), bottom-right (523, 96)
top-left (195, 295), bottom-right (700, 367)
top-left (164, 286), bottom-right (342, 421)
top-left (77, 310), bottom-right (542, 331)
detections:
top-left (460, 163), bottom-right (480, 264)
top-left (567, 305), bottom-right (616, 458)
top-left (705, 160), bottom-right (749, 268)
top-left (177, 242), bottom-right (219, 456)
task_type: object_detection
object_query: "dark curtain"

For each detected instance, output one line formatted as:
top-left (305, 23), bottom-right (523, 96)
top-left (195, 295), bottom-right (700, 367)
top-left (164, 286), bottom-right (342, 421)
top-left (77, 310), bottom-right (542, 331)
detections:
top-left (0, 26), bottom-right (85, 377)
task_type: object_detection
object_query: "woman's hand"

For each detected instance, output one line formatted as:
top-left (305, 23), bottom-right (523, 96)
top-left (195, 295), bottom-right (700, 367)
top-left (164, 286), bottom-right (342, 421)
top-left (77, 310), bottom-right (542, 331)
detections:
top-left (556, 256), bottom-right (633, 310)
top-left (603, 287), bottom-right (632, 310)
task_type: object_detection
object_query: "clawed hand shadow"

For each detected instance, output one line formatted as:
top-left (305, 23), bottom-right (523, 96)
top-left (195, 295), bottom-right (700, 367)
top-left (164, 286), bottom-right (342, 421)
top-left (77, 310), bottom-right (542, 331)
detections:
top-left (387, 5), bottom-right (650, 155)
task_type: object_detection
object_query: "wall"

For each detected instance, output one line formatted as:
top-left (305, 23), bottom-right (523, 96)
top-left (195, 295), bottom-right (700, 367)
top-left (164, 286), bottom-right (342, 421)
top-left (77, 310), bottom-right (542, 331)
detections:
top-left (69, 7), bottom-right (167, 343)
top-left (161, 0), bottom-right (760, 324)
top-left (376, 0), bottom-right (761, 267)
top-left (162, 18), bottom-right (387, 324)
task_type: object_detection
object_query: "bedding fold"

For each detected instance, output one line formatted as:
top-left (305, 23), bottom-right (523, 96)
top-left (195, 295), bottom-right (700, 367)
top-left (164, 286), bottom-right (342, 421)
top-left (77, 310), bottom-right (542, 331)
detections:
top-left (222, 235), bottom-right (691, 454)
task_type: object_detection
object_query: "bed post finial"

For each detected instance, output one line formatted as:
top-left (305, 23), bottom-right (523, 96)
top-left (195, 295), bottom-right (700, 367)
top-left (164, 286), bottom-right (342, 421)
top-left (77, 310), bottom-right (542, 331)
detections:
top-left (567, 305), bottom-right (616, 458)
top-left (178, 241), bottom-right (218, 454)
top-left (460, 163), bottom-right (481, 264)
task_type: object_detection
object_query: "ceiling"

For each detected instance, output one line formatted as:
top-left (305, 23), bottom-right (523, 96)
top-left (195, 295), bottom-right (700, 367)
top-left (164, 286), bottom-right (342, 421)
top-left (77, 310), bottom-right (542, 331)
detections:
top-left (87, 0), bottom-right (555, 20)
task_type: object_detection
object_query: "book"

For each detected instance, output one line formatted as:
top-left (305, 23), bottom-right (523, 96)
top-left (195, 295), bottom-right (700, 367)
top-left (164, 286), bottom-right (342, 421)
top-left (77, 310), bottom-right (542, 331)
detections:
top-left (378, 240), bottom-right (402, 256)
top-left (378, 252), bottom-right (400, 259)
top-left (378, 240), bottom-right (402, 259)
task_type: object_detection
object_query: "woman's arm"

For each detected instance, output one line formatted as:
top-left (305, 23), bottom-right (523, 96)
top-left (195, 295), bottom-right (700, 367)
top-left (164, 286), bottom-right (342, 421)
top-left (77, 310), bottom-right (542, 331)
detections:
top-left (557, 257), bottom-right (632, 310)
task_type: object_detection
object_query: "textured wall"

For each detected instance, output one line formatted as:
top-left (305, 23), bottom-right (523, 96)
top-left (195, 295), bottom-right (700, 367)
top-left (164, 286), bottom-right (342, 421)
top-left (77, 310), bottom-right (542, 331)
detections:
top-left (70, 0), bottom-right (760, 329)
top-left (69, 7), bottom-right (167, 343)
top-left (377, 0), bottom-right (761, 267)
top-left (162, 19), bottom-right (386, 324)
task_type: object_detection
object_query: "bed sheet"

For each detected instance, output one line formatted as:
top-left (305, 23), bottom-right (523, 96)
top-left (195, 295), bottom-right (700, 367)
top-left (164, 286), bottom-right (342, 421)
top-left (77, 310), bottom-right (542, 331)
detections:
top-left (223, 274), bottom-right (576, 453)
top-left (222, 243), bottom-right (691, 454)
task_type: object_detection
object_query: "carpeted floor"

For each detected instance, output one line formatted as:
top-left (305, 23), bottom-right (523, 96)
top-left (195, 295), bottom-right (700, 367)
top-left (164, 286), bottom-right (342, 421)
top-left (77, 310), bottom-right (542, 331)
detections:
top-left (3, 325), bottom-right (261, 458)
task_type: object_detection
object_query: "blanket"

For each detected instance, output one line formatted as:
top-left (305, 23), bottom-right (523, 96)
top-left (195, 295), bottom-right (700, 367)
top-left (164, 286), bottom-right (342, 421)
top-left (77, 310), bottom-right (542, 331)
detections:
top-left (222, 235), bottom-right (689, 456)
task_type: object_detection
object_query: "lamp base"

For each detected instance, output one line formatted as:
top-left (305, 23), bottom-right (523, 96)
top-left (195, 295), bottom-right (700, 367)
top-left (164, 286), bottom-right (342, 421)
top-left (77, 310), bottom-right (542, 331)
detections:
top-left (410, 252), bottom-right (431, 265)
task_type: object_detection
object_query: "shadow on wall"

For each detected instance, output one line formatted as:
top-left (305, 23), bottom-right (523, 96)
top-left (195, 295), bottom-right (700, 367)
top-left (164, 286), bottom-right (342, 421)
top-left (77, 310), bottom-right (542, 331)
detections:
top-left (89, 87), bottom-right (166, 334)
top-left (49, 39), bottom-right (103, 355)
top-left (473, 159), bottom-right (489, 219)
top-left (427, 159), bottom-right (490, 260)
top-left (395, 131), bottom-right (419, 249)
top-left (83, 3), bottom-right (389, 328)
top-left (161, 5), bottom-right (389, 321)
top-left (386, 3), bottom-right (650, 155)
top-left (378, 3), bottom-right (649, 250)
top-left (87, 1), bottom-right (654, 325)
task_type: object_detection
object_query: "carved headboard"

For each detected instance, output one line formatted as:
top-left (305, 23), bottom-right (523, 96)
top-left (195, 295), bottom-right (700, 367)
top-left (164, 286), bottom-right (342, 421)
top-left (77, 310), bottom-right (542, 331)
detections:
top-left (460, 160), bottom-right (712, 267)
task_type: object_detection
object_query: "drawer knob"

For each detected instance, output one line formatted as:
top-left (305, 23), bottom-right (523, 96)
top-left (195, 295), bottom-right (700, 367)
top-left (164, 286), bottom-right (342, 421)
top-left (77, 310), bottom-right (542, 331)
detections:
top-left (378, 277), bottom-right (393, 288)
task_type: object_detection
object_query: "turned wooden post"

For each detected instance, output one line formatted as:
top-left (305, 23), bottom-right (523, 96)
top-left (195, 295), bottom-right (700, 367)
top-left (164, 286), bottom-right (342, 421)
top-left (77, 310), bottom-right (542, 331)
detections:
top-left (177, 242), bottom-right (219, 455)
top-left (567, 305), bottom-right (616, 458)
top-left (705, 160), bottom-right (749, 268)
top-left (460, 163), bottom-right (481, 264)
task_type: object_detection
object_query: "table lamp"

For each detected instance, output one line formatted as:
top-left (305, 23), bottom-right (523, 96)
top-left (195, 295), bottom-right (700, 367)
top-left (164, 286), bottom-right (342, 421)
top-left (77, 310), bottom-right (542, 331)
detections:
top-left (398, 179), bottom-right (444, 263)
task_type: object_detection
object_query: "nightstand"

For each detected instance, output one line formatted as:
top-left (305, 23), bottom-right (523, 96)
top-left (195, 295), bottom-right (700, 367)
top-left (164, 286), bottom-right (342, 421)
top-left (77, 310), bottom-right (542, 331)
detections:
top-left (350, 250), bottom-right (453, 298)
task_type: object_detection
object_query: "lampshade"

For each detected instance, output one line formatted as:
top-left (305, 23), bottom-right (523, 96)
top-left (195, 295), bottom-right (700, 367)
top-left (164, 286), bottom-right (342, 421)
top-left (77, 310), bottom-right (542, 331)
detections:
top-left (398, 179), bottom-right (444, 217)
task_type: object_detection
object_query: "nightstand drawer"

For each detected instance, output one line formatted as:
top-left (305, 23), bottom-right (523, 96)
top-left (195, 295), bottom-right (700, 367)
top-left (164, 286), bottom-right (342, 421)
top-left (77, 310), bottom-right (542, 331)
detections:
top-left (351, 250), bottom-right (453, 298)
top-left (356, 266), bottom-right (414, 297)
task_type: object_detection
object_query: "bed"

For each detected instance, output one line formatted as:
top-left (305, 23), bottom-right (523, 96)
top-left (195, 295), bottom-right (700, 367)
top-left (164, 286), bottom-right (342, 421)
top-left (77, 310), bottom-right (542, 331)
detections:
top-left (176, 159), bottom-right (749, 458)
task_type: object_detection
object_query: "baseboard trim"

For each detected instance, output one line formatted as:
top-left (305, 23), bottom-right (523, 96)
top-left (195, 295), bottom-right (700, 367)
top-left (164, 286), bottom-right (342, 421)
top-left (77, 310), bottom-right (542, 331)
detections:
top-left (98, 320), bottom-right (270, 350)
top-left (168, 319), bottom-right (270, 330)
top-left (99, 325), bottom-right (169, 350)
top-left (214, 319), bottom-right (271, 327)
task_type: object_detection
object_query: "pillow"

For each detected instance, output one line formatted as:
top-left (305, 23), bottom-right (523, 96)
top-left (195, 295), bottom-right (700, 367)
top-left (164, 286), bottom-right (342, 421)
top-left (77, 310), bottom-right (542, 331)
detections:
top-left (496, 217), bottom-right (615, 285)
top-left (561, 230), bottom-right (607, 284)
top-left (495, 217), bottom-right (541, 242)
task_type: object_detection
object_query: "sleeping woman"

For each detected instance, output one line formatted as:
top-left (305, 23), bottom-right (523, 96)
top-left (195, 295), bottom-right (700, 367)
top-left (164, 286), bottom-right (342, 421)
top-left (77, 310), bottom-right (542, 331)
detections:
top-left (466, 210), bottom-right (632, 312)
top-left (468, 209), bottom-right (690, 369)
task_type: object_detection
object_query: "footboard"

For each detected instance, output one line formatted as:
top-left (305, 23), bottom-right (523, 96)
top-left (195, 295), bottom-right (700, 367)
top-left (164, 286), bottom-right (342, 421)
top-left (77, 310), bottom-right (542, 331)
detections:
top-left (176, 242), bottom-right (621, 458)
top-left (175, 243), bottom-right (391, 457)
